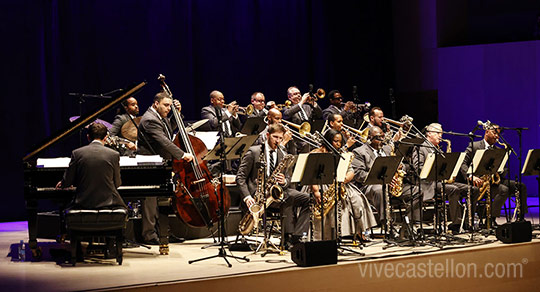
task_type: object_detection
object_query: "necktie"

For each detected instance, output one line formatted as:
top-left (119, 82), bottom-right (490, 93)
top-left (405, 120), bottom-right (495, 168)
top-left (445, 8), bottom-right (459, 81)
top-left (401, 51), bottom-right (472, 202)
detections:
top-left (269, 150), bottom-right (276, 175)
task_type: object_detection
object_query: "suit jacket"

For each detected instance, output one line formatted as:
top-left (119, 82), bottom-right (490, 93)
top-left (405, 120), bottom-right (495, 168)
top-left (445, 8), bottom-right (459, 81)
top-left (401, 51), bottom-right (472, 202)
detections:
top-left (322, 105), bottom-right (354, 121)
top-left (410, 141), bottom-right (438, 200)
top-left (62, 141), bottom-right (126, 209)
top-left (254, 126), bottom-right (297, 155)
top-left (247, 108), bottom-right (267, 119)
top-left (458, 139), bottom-right (505, 183)
top-left (282, 103), bottom-right (323, 124)
top-left (235, 144), bottom-right (290, 200)
top-left (200, 105), bottom-right (242, 135)
top-left (351, 143), bottom-right (391, 188)
top-left (109, 113), bottom-right (131, 137)
top-left (137, 107), bottom-right (185, 159)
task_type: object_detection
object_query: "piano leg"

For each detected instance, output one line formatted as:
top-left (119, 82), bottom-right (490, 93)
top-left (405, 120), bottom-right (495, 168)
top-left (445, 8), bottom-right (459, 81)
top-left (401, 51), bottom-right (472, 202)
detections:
top-left (25, 198), bottom-right (42, 259)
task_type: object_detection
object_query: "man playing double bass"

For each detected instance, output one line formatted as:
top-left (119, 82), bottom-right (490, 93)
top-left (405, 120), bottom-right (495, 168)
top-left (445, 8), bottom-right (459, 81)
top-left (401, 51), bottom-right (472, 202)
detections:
top-left (137, 91), bottom-right (193, 245)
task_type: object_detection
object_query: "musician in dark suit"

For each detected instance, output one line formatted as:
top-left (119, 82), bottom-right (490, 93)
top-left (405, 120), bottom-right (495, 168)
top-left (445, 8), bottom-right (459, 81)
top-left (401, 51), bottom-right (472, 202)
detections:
top-left (247, 92), bottom-right (267, 118)
top-left (325, 113), bottom-right (359, 151)
top-left (282, 86), bottom-right (323, 125)
top-left (459, 124), bottom-right (527, 222)
top-left (57, 123), bottom-right (126, 210)
top-left (109, 97), bottom-right (139, 155)
top-left (200, 90), bottom-right (242, 136)
top-left (411, 123), bottom-right (478, 232)
top-left (322, 90), bottom-right (356, 121)
top-left (137, 91), bottom-right (193, 244)
top-left (351, 126), bottom-right (420, 223)
top-left (236, 123), bottom-right (310, 247)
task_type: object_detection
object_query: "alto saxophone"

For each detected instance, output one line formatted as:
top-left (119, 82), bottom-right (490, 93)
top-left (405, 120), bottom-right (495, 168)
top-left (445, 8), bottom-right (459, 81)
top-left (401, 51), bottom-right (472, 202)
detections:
top-left (313, 152), bottom-right (353, 219)
top-left (478, 140), bottom-right (504, 201)
top-left (388, 143), bottom-right (405, 197)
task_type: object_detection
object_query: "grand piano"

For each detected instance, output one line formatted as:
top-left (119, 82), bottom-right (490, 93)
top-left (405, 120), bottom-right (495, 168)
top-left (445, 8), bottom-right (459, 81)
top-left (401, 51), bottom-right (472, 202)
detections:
top-left (22, 82), bottom-right (175, 258)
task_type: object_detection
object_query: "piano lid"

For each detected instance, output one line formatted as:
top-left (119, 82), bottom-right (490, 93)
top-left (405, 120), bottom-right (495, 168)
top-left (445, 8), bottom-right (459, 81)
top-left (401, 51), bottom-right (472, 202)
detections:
top-left (23, 81), bottom-right (147, 162)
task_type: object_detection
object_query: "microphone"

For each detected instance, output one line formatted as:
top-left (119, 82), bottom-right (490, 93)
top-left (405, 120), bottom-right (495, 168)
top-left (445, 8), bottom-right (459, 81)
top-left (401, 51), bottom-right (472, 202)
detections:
top-left (352, 86), bottom-right (358, 101)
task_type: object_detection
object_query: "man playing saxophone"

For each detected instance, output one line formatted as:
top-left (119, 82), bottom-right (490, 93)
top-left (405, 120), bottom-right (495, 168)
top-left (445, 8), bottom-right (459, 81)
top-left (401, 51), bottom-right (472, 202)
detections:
top-left (236, 123), bottom-right (310, 249)
top-left (411, 123), bottom-right (479, 233)
top-left (458, 123), bottom-right (528, 226)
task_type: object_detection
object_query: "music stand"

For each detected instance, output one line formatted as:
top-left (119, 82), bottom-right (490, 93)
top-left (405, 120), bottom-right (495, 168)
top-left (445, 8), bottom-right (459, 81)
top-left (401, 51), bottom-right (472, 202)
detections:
top-left (292, 153), bottom-right (335, 241)
top-left (309, 119), bottom-right (326, 135)
top-left (522, 149), bottom-right (540, 226)
top-left (363, 156), bottom-right (402, 243)
top-left (189, 137), bottom-right (256, 267)
top-left (469, 149), bottom-right (506, 232)
top-left (420, 152), bottom-right (465, 238)
top-left (240, 117), bottom-right (266, 136)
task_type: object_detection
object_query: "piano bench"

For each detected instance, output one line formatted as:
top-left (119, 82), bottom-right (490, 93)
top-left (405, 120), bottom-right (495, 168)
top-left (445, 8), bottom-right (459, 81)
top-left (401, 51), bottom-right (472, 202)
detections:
top-left (66, 209), bottom-right (127, 266)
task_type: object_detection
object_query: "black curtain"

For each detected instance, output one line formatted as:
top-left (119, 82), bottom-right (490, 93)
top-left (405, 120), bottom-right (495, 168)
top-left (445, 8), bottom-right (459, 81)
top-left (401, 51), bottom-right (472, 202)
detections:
top-left (2, 0), bottom-right (394, 221)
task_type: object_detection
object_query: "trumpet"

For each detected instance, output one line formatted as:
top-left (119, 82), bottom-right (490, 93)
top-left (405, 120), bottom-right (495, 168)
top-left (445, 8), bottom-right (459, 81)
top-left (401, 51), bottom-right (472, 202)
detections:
top-left (308, 84), bottom-right (325, 101)
top-left (224, 102), bottom-right (254, 115)
top-left (274, 100), bottom-right (292, 110)
top-left (281, 120), bottom-right (321, 148)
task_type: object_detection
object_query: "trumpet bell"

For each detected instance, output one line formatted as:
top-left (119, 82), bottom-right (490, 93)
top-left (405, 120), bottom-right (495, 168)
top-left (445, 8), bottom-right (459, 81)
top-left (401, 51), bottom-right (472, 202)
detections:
top-left (316, 88), bottom-right (325, 99)
top-left (244, 104), bottom-right (254, 115)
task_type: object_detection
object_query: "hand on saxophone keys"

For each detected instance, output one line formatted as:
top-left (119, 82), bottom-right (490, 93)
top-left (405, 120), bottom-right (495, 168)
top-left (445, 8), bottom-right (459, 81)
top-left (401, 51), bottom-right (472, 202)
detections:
top-left (313, 189), bottom-right (322, 204)
top-left (275, 173), bottom-right (286, 185)
top-left (244, 196), bottom-right (256, 209)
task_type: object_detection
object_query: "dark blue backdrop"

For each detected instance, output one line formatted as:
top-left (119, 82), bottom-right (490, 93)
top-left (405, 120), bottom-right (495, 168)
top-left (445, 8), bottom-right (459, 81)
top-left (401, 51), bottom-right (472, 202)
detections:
top-left (3, 1), bottom-right (395, 221)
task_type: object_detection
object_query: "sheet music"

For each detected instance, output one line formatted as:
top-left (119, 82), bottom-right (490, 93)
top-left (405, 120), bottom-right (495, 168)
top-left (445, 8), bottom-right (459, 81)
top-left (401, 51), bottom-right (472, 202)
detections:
top-left (451, 153), bottom-right (466, 179)
top-left (37, 157), bottom-right (71, 168)
top-left (498, 152), bottom-right (508, 173)
top-left (467, 149), bottom-right (486, 175)
top-left (336, 152), bottom-right (353, 182)
top-left (419, 153), bottom-right (435, 179)
top-left (291, 153), bottom-right (309, 183)
top-left (38, 155), bottom-right (163, 168)
top-left (193, 131), bottom-right (219, 150)
top-left (522, 149), bottom-right (534, 174)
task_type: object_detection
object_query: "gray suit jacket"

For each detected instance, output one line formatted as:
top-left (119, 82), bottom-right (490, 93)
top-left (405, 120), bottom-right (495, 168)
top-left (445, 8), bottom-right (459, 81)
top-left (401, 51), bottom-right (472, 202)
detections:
top-left (62, 141), bottom-right (126, 209)
top-left (351, 143), bottom-right (391, 188)
top-left (109, 113), bottom-right (130, 137)
top-left (282, 103), bottom-right (323, 124)
top-left (200, 105), bottom-right (242, 135)
top-left (235, 144), bottom-right (289, 200)
top-left (137, 107), bottom-right (185, 160)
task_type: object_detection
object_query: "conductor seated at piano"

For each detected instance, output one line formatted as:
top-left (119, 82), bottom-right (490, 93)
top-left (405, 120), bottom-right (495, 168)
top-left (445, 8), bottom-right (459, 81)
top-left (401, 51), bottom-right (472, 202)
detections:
top-left (307, 129), bottom-right (377, 241)
top-left (55, 123), bottom-right (127, 211)
top-left (108, 96), bottom-right (139, 155)
top-left (351, 126), bottom-right (420, 224)
top-left (200, 90), bottom-right (242, 136)
top-left (254, 108), bottom-right (295, 155)
top-left (247, 92), bottom-right (268, 118)
top-left (236, 123), bottom-right (310, 249)
top-left (412, 123), bottom-right (479, 233)
top-left (458, 123), bottom-right (528, 225)
top-left (137, 91), bottom-right (193, 245)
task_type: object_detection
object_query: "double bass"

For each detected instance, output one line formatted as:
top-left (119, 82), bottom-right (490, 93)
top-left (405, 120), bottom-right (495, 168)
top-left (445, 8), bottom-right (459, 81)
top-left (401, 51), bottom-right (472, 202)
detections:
top-left (158, 74), bottom-right (230, 228)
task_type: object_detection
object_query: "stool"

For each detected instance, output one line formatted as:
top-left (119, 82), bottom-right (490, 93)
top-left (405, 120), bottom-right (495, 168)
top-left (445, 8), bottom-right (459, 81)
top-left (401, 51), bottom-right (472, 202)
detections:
top-left (66, 209), bottom-right (127, 266)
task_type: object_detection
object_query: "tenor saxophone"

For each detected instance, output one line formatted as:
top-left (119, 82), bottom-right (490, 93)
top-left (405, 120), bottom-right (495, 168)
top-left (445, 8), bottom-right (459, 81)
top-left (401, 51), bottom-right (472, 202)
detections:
top-left (238, 151), bottom-right (266, 235)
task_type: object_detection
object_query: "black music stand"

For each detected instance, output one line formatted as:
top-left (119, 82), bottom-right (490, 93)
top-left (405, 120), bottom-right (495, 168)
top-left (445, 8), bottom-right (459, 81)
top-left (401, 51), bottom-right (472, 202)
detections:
top-left (522, 149), bottom-right (540, 227)
top-left (309, 119), bottom-right (326, 135)
top-left (420, 152), bottom-right (465, 239)
top-left (469, 149), bottom-right (506, 233)
top-left (363, 156), bottom-right (402, 245)
top-left (240, 117), bottom-right (266, 136)
top-left (189, 137), bottom-right (255, 267)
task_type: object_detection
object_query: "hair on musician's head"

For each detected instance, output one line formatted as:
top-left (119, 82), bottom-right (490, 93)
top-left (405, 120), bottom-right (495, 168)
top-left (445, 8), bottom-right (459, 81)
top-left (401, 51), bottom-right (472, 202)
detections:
top-left (154, 91), bottom-right (171, 103)
top-left (426, 123), bottom-right (442, 133)
top-left (286, 86), bottom-right (299, 96)
top-left (328, 113), bottom-right (341, 123)
top-left (328, 90), bottom-right (340, 99)
top-left (369, 107), bottom-right (382, 117)
top-left (88, 123), bottom-right (108, 141)
top-left (324, 129), bottom-right (340, 144)
top-left (268, 123), bottom-right (286, 134)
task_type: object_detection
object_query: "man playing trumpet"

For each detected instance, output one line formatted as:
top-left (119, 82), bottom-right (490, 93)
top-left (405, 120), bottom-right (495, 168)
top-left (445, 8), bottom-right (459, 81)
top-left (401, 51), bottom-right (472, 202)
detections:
top-left (200, 90), bottom-right (242, 137)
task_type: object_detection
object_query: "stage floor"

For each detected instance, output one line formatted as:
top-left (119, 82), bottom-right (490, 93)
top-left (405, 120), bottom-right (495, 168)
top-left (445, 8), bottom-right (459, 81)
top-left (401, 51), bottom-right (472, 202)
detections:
top-left (2, 215), bottom-right (540, 292)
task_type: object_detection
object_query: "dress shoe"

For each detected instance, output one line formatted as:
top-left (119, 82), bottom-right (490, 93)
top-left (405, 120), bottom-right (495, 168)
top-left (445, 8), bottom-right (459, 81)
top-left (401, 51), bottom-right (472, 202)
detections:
top-left (168, 236), bottom-right (185, 243)
top-left (145, 238), bottom-right (160, 245)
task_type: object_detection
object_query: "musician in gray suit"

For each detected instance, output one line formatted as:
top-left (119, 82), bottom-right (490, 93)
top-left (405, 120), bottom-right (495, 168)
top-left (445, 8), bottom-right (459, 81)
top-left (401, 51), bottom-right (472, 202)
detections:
top-left (247, 92), bottom-right (268, 118)
top-left (282, 86), bottom-right (323, 125)
top-left (57, 123), bottom-right (126, 210)
top-left (236, 123), bottom-right (310, 247)
top-left (459, 124), bottom-right (527, 222)
top-left (412, 123), bottom-right (478, 232)
top-left (137, 91), bottom-right (193, 244)
top-left (200, 90), bottom-right (242, 136)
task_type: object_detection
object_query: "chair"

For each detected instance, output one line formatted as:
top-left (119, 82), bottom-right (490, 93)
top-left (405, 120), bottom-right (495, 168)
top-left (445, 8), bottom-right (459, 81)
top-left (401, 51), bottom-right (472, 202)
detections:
top-left (66, 208), bottom-right (127, 266)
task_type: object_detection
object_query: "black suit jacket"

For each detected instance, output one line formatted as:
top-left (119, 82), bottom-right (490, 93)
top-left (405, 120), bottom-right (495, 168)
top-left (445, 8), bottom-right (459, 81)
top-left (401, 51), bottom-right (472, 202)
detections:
top-left (137, 107), bottom-right (185, 159)
top-left (282, 103), bottom-right (323, 124)
top-left (62, 141), bottom-right (126, 209)
top-left (235, 144), bottom-right (289, 200)
top-left (200, 105), bottom-right (242, 135)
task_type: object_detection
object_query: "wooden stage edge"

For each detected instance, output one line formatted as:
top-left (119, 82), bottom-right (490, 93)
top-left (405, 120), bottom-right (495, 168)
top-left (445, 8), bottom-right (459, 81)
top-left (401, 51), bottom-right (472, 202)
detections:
top-left (116, 239), bottom-right (540, 292)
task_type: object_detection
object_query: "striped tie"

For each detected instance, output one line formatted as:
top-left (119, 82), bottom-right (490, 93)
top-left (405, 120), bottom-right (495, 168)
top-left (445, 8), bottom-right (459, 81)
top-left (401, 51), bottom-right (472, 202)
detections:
top-left (269, 150), bottom-right (276, 175)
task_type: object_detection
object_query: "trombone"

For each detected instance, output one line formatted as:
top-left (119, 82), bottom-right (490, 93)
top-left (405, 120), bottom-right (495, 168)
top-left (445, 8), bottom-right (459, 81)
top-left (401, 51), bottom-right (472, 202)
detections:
top-left (341, 124), bottom-right (369, 143)
top-left (281, 120), bottom-right (321, 148)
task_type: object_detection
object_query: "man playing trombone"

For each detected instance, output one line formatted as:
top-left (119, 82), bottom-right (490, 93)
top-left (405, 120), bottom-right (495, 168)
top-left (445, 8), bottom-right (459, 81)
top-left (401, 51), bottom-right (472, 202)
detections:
top-left (325, 113), bottom-right (361, 151)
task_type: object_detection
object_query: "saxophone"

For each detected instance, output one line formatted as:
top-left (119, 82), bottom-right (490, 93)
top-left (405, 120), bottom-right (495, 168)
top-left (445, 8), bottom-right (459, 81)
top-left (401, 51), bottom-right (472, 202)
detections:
top-left (238, 151), bottom-right (266, 235)
top-left (441, 138), bottom-right (455, 184)
top-left (477, 140), bottom-right (504, 201)
top-left (389, 143), bottom-right (405, 197)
